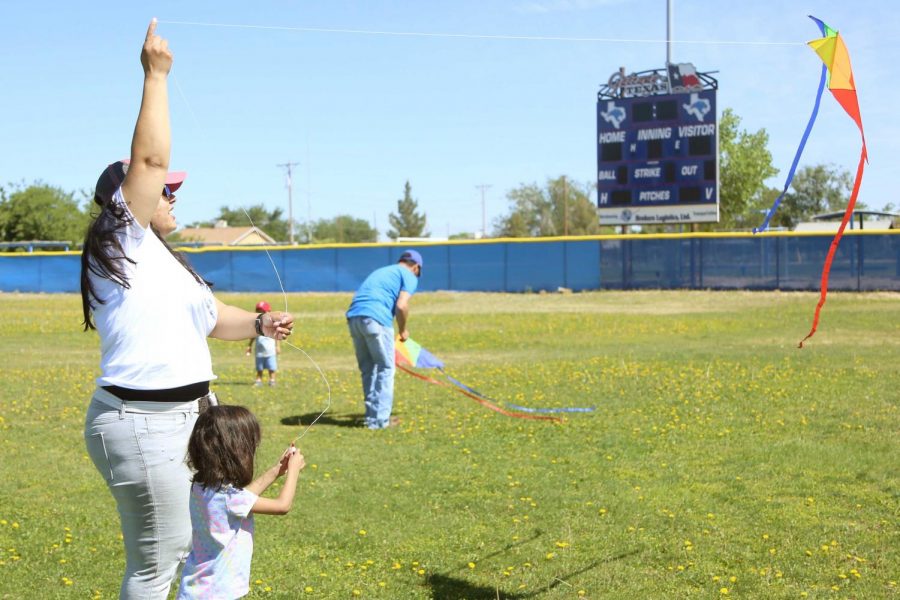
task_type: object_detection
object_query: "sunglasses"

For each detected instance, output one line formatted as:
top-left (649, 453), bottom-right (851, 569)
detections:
top-left (163, 185), bottom-right (174, 201)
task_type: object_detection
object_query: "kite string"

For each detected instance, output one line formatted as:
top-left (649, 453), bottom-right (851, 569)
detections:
top-left (241, 211), bottom-right (333, 442)
top-left (170, 67), bottom-right (332, 441)
top-left (157, 19), bottom-right (803, 46)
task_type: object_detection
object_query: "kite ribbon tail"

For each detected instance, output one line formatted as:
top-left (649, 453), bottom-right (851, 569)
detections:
top-left (798, 145), bottom-right (866, 348)
top-left (754, 64), bottom-right (827, 234)
top-left (397, 364), bottom-right (561, 422)
top-left (441, 370), bottom-right (595, 413)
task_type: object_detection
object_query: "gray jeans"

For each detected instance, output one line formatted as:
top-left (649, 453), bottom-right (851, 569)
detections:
top-left (84, 388), bottom-right (201, 599)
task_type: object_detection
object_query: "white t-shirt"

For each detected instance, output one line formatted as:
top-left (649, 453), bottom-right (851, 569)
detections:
top-left (177, 483), bottom-right (258, 600)
top-left (254, 335), bottom-right (277, 358)
top-left (90, 188), bottom-right (218, 389)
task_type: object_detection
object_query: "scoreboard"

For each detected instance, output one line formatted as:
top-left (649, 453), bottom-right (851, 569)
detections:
top-left (597, 79), bottom-right (719, 225)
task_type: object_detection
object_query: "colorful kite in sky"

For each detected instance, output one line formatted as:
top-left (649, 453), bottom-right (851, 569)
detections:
top-left (755, 16), bottom-right (867, 348)
top-left (395, 337), bottom-right (595, 422)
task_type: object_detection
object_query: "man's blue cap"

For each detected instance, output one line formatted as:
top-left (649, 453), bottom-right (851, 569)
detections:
top-left (399, 249), bottom-right (423, 269)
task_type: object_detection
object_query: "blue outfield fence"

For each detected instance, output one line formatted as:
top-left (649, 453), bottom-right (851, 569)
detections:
top-left (1, 232), bottom-right (898, 294)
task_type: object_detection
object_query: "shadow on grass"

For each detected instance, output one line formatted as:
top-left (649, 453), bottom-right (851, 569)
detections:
top-left (426, 573), bottom-right (529, 599)
top-left (281, 412), bottom-right (364, 428)
top-left (425, 533), bottom-right (638, 600)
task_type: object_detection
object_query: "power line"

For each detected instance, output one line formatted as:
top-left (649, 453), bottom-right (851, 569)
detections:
top-left (158, 20), bottom-right (803, 46)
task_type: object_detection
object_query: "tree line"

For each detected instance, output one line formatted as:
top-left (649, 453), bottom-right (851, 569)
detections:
top-left (1, 107), bottom-right (881, 249)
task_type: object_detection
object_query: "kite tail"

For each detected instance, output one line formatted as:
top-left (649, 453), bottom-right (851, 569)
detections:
top-left (754, 64), bottom-right (827, 234)
top-left (798, 145), bottom-right (866, 348)
top-left (441, 370), bottom-right (595, 414)
top-left (397, 364), bottom-right (561, 422)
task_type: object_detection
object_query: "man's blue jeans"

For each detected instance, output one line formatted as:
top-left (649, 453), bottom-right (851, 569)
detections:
top-left (347, 316), bottom-right (396, 429)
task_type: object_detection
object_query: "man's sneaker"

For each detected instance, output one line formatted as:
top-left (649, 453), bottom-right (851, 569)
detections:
top-left (254, 380), bottom-right (262, 387)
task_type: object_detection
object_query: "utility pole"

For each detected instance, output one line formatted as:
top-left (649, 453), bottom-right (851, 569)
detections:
top-left (305, 137), bottom-right (313, 243)
top-left (666, 0), bottom-right (674, 65)
top-left (475, 184), bottom-right (492, 238)
top-left (277, 161), bottom-right (300, 244)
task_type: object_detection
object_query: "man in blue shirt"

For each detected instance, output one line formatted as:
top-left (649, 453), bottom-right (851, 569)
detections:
top-left (346, 250), bottom-right (422, 429)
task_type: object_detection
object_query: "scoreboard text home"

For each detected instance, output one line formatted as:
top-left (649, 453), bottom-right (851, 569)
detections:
top-left (597, 63), bottom-right (719, 225)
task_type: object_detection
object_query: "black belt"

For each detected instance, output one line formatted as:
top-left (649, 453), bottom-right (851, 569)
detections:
top-left (102, 381), bottom-right (210, 403)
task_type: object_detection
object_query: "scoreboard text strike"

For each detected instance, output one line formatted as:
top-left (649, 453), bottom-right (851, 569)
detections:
top-left (596, 87), bottom-right (719, 225)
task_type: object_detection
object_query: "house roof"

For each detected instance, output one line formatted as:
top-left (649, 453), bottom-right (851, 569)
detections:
top-left (177, 226), bottom-right (276, 245)
top-left (794, 218), bottom-right (895, 232)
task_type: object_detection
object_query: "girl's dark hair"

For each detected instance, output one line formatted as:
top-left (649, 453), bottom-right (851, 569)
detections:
top-left (80, 167), bottom-right (212, 330)
top-left (188, 405), bottom-right (261, 490)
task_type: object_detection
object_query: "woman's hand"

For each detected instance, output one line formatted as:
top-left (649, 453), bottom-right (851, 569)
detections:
top-left (141, 19), bottom-right (173, 79)
top-left (262, 311), bottom-right (294, 340)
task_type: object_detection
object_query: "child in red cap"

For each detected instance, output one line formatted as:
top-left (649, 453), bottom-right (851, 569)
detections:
top-left (246, 301), bottom-right (280, 386)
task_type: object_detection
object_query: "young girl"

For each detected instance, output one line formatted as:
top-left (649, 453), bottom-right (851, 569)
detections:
top-left (176, 405), bottom-right (305, 599)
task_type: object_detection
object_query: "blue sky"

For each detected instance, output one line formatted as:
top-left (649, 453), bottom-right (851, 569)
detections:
top-left (1, 1), bottom-right (896, 239)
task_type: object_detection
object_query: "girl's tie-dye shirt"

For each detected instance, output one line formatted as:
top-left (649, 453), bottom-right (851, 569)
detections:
top-left (177, 483), bottom-right (258, 599)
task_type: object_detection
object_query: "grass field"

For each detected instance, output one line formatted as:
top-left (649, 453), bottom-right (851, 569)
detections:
top-left (0, 290), bottom-right (897, 599)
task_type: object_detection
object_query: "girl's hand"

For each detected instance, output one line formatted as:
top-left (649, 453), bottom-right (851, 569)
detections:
top-left (288, 446), bottom-right (306, 474)
top-left (275, 446), bottom-right (294, 477)
top-left (262, 311), bottom-right (294, 340)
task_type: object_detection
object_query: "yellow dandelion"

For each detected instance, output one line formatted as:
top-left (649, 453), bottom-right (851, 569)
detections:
top-left (468, 562), bottom-right (476, 569)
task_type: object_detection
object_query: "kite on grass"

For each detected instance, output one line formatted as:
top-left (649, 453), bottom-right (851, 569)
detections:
top-left (395, 337), bottom-right (595, 422)
top-left (754, 16), bottom-right (867, 348)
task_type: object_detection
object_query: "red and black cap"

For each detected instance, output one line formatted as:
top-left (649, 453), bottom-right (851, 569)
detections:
top-left (94, 159), bottom-right (187, 206)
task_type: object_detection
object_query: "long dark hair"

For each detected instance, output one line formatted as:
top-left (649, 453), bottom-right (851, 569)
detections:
top-left (188, 405), bottom-right (261, 490)
top-left (80, 162), bottom-right (211, 330)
